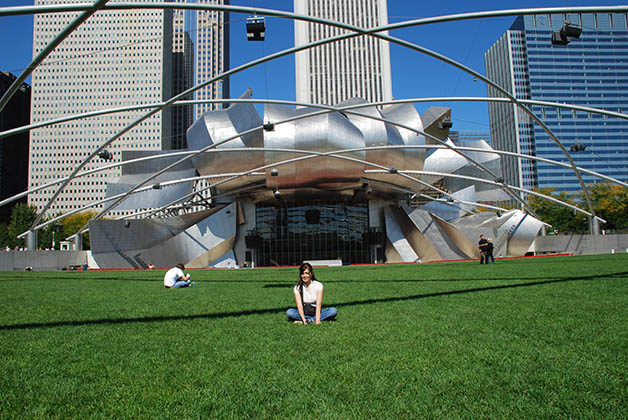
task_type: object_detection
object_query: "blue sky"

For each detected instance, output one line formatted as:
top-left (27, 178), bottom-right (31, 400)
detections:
top-left (1, 0), bottom-right (625, 131)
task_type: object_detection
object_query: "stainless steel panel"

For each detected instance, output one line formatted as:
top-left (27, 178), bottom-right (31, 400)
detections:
top-left (106, 180), bottom-right (194, 211)
top-left (90, 205), bottom-right (237, 269)
top-left (380, 102), bottom-right (426, 172)
top-left (338, 98), bottom-right (405, 170)
top-left (384, 205), bottom-right (419, 262)
top-left (264, 104), bottom-right (365, 192)
top-left (187, 89), bottom-right (264, 185)
top-left (503, 211), bottom-right (544, 256)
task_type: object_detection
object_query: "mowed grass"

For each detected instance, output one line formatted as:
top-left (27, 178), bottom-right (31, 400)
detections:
top-left (1, 254), bottom-right (627, 420)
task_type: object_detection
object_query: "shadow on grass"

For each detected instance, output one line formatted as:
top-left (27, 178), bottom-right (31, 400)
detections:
top-left (2, 271), bottom-right (627, 331)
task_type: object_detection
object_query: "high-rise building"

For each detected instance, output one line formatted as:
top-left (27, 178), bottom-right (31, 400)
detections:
top-left (163, 0), bottom-right (231, 146)
top-left (170, 0), bottom-right (230, 209)
top-left (29, 0), bottom-right (174, 216)
top-left (449, 130), bottom-right (491, 144)
top-left (294, 0), bottom-right (392, 106)
top-left (29, 0), bottom-right (230, 216)
top-left (194, 0), bottom-right (230, 117)
top-left (170, 0), bottom-right (231, 145)
top-left (485, 13), bottom-right (628, 194)
top-left (0, 72), bottom-right (30, 223)
top-left (172, 5), bottom-right (194, 149)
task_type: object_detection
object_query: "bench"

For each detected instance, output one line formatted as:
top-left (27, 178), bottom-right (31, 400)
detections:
top-left (304, 259), bottom-right (343, 267)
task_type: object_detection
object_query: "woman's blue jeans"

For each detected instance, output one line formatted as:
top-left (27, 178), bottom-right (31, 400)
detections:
top-left (173, 279), bottom-right (191, 288)
top-left (286, 307), bottom-right (337, 323)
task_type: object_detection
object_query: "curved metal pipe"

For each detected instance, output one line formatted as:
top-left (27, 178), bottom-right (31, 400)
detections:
top-left (0, 0), bottom-right (111, 113)
top-left (406, 170), bottom-right (604, 222)
top-left (4, 96), bottom-right (628, 141)
top-left (24, 142), bottom-right (603, 238)
top-left (5, 4), bottom-right (626, 227)
top-left (7, 137), bottom-right (626, 215)
top-left (3, 96), bottom-right (626, 211)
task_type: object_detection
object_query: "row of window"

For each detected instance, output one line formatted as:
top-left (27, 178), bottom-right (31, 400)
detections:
top-left (529, 88), bottom-right (628, 93)
top-left (529, 13), bottom-right (628, 30)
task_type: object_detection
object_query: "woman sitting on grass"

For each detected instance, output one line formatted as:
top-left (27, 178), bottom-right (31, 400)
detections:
top-left (163, 263), bottom-right (191, 288)
top-left (286, 262), bottom-right (337, 325)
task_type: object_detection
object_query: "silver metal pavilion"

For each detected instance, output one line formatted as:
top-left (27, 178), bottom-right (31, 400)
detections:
top-left (1, 3), bottom-right (627, 268)
top-left (89, 89), bottom-right (543, 268)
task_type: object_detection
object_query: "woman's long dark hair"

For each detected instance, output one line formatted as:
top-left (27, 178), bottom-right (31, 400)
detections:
top-left (297, 262), bottom-right (317, 289)
top-left (297, 262), bottom-right (317, 308)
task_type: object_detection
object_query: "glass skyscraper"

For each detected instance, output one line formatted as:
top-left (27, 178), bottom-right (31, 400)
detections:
top-left (485, 12), bottom-right (628, 194)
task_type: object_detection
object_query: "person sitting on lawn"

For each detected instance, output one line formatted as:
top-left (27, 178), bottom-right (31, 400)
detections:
top-left (286, 262), bottom-right (337, 325)
top-left (163, 263), bottom-right (191, 289)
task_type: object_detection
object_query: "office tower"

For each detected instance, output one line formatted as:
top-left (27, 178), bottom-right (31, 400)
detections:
top-left (170, 0), bottom-right (231, 146)
top-left (29, 0), bottom-right (174, 216)
top-left (0, 72), bottom-right (30, 223)
top-left (194, 0), bottom-right (230, 117)
top-left (485, 13), bottom-right (628, 194)
top-left (449, 130), bottom-right (491, 144)
top-left (172, 5), bottom-right (194, 149)
top-left (294, 0), bottom-right (392, 106)
top-left (170, 0), bottom-right (230, 210)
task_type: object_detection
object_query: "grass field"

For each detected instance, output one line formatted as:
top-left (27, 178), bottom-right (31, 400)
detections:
top-left (1, 254), bottom-right (627, 419)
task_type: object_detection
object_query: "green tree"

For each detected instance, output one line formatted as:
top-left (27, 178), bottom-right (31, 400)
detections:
top-left (37, 217), bottom-right (62, 250)
top-left (528, 188), bottom-right (588, 234)
top-left (7, 203), bottom-right (38, 249)
top-left (585, 183), bottom-right (628, 232)
top-left (37, 223), bottom-right (52, 250)
top-left (3, 207), bottom-right (99, 250)
top-left (61, 211), bottom-right (96, 250)
top-left (0, 223), bottom-right (9, 249)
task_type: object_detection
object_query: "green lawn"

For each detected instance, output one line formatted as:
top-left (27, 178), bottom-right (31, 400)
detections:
top-left (1, 254), bottom-right (627, 419)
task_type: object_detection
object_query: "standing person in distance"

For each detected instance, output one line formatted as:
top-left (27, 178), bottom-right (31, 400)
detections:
top-left (286, 262), bottom-right (337, 325)
top-left (164, 263), bottom-right (192, 288)
top-left (478, 234), bottom-right (489, 264)
top-left (486, 238), bottom-right (495, 263)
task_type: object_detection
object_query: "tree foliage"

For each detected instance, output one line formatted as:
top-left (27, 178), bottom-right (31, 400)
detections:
top-left (6, 203), bottom-right (38, 249)
top-left (36, 212), bottom-right (64, 250)
top-left (586, 183), bottom-right (628, 231)
top-left (2, 206), bottom-right (96, 250)
top-left (528, 188), bottom-right (588, 234)
top-left (528, 184), bottom-right (628, 234)
top-left (0, 223), bottom-right (9, 249)
top-left (61, 211), bottom-right (96, 249)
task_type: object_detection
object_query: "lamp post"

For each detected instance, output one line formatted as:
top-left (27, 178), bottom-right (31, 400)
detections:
top-left (51, 223), bottom-right (61, 250)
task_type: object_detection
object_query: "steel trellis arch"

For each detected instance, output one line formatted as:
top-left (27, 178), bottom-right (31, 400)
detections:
top-left (3, 95), bottom-right (620, 236)
top-left (3, 94), bottom-right (627, 206)
top-left (2, 96), bottom-right (628, 141)
top-left (2, 96), bottom-right (627, 218)
top-left (21, 141), bottom-right (605, 239)
top-left (5, 3), bottom-right (602, 225)
top-left (2, 4), bottom-right (626, 234)
top-left (7, 138), bottom-right (618, 233)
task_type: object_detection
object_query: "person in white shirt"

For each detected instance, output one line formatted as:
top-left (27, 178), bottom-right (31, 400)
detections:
top-left (286, 262), bottom-right (337, 325)
top-left (163, 263), bottom-right (191, 288)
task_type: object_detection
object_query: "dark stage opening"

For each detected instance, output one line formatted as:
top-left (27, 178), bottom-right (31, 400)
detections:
top-left (248, 202), bottom-right (382, 267)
